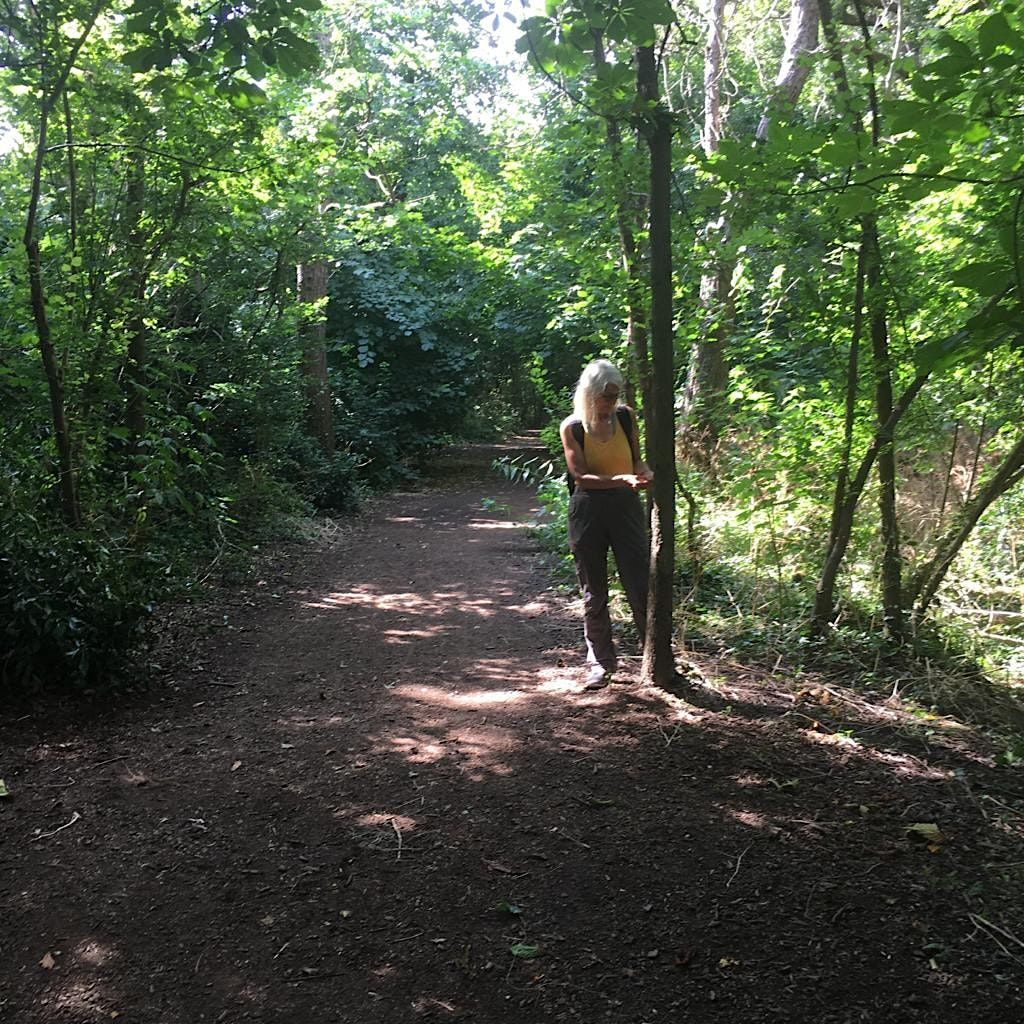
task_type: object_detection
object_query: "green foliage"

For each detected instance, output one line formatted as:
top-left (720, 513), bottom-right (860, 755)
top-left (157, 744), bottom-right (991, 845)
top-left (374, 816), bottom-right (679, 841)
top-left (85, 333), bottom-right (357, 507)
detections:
top-left (0, 512), bottom-right (155, 694)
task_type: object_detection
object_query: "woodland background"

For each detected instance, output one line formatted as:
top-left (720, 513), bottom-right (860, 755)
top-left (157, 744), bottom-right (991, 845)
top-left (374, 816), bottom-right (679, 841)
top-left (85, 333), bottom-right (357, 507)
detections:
top-left (2, 0), bottom-right (1023, 736)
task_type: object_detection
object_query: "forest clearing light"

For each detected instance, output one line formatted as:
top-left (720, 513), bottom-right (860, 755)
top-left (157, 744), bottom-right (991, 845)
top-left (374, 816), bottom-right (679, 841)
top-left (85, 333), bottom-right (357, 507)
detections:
top-left (394, 683), bottom-right (524, 708)
top-left (73, 938), bottom-right (117, 967)
top-left (308, 588), bottom-right (496, 618)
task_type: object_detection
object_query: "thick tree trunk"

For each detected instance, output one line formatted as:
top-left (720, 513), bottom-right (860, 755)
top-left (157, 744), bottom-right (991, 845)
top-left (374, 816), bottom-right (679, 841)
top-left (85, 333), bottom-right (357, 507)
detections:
top-left (636, 44), bottom-right (676, 688)
top-left (297, 259), bottom-right (334, 457)
top-left (755, 0), bottom-right (820, 141)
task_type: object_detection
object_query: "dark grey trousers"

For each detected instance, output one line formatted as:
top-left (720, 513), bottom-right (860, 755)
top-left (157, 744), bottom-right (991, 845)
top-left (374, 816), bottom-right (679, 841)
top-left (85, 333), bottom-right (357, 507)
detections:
top-left (567, 488), bottom-right (650, 671)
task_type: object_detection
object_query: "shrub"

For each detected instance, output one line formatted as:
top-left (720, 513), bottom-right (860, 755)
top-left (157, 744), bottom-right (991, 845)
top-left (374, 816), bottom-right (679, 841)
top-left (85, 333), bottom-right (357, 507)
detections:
top-left (0, 515), bottom-right (154, 695)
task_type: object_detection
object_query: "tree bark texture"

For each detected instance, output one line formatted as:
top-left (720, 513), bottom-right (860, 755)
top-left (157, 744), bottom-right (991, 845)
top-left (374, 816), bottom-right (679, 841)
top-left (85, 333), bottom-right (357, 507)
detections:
top-left (636, 44), bottom-right (676, 687)
top-left (864, 216), bottom-right (904, 638)
top-left (297, 260), bottom-right (334, 457)
top-left (592, 29), bottom-right (650, 414)
top-left (755, 0), bottom-right (820, 141)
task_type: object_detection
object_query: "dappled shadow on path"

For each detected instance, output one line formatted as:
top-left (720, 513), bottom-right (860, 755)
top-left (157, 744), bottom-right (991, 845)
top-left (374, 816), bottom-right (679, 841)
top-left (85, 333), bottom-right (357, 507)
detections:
top-left (2, 457), bottom-right (1023, 1024)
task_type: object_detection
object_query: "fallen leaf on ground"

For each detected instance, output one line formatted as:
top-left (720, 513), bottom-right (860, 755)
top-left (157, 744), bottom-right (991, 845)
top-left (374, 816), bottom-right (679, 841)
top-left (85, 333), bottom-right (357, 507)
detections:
top-left (40, 952), bottom-right (56, 969)
top-left (231, 761), bottom-right (242, 772)
top-left (510, 943), bottom-right (540, 959)
top-left (0, 779), bottom-right (9, 798)
top-left (906, 823), bottom-right (945, 844)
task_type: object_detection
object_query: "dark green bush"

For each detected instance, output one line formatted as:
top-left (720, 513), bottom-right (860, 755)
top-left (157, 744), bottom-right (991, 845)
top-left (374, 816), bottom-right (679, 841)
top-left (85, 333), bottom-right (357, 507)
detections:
top-left (0, 515), bottom-right (154, 694)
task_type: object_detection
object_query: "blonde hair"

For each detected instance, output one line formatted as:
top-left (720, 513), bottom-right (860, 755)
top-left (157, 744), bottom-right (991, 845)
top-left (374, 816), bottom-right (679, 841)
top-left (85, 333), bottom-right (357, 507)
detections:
top-left (573, 359), bottom-right (624, 434)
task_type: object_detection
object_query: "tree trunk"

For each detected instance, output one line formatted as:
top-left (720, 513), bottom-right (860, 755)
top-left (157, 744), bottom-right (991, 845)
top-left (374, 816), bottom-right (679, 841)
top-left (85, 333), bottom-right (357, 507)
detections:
top-left (636, 44), bottom-right (676, 688)
top-left (297, 259), bottom-right (334, 457)
top-left (810, 370), bottom-right (930, 634)
top-left (681, 0), bottom-right (729, 459)
top-left (909, 433), bottom-right (1024, 626)
top-left (22, 2), bottom-right (105, 527)
top-left (853, 0), bottom-right (904, 637)
top-left (125, 149), bottom-right (148, 445)
top-left (684, 0), bottom-right (820, 460)
top-left (811, 234), bottom-right (865, 629)
top-left (755, 0), bottom-right (821, 141)
top-left (592, 28), bottom-right (650, 414)
top-left (864, 215), bottom-right (904, 638)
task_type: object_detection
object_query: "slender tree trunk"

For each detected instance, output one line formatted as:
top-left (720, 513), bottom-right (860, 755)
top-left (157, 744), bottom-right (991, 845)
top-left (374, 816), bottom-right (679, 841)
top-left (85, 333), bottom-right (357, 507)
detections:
top-left (937, 420), bottom-right (960, 531)
top-left (909, 433), bottom-right (1024, 626)
top-left (681, 0), bottom-right (729, 458)
top-left (811, 236), bottom-right (866, 628)
top-left (810, 370), bottom-right (930, 634)
top-left (636, 44), bottom-right (676, 687)
top-left (684, 0), bottom-right (819, 460)
top-left (864, 215), bottom-right (903, 637)
top-left (125, 149), bottom-right (148, 445)
top-left (297, 259), bottom-right (334, 457)
top-left (61, 89), bottom-right (78, 253)
top-left (592, 29), bottom-right (650, 414)
top-left (22, 2), bottom-right (105, 527)
top-left (810, 0), bottom-right (905, 636)
top-left (853, 0), bottom-right (904, 637)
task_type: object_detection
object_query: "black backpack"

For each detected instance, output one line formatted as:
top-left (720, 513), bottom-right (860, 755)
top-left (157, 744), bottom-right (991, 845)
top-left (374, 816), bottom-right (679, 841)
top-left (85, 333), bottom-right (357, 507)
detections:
top-left (566, 406), bottom-right (637, 495)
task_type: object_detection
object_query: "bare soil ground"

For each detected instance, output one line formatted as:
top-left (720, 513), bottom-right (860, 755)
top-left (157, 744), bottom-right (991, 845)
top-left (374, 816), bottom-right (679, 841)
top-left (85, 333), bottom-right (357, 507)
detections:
top-left (2, 439), bottom-right (1024, 1024)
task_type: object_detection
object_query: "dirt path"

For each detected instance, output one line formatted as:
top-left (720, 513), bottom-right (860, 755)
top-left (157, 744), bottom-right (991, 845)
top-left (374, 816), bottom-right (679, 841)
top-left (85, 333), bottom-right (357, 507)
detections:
top-left (2, 441), bottom-right (1023, 1023)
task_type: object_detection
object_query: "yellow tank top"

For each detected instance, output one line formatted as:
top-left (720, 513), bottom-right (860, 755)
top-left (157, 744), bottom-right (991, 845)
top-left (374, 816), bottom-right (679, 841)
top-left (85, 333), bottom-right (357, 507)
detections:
top-left (584, 421), bottom-right (633, 477)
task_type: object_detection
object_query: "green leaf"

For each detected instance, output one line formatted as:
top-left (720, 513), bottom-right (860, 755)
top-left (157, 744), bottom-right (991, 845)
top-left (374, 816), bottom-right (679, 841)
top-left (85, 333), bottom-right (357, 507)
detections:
top-left (949, 261), bottom-right (1013, 296)
top-left (832, 188), bottom-right (875, 219)
top-left (496, 900), bottom-right (523, 915)
top-left (0, 779), bottom-right (9, 798)
top-left (510, 943), bottom-right (540, 958)
top-left (886, 100), bottom-right (929, 136)
top-left (978, 13), bottom-right (1011, 58)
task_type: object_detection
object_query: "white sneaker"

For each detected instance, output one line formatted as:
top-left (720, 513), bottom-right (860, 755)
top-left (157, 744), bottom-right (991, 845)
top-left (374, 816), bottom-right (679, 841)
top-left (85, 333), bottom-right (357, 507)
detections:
top-left (584, 665), bottom-right (612, 690)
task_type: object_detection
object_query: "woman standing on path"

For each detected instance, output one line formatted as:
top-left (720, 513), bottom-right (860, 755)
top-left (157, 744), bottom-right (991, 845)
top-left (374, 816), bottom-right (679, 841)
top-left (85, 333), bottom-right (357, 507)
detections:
top-left (560, 359), bottom-right (653, 689)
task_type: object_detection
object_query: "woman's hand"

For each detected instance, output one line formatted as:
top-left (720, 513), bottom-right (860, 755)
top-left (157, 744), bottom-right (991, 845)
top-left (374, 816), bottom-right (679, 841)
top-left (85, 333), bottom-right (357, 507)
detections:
top-left (614, 473), bottom-right (652, 490)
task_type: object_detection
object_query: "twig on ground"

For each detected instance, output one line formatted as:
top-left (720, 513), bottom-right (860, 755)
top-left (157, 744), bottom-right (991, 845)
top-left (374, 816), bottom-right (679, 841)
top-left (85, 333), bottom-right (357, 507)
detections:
top-left (556, 827), bottom-right (592, 850)
top-left (981, 795), bottom-right (1024, 820)
top-left (969, 913), bottom-right (1024, 968)
top-left (30, 811), bottom-right (81, 841)
top-left (86, 755), bottom-right (128, 770)
top-left (391, 817), bottom-right (403, 861)
top-left (726, 844), bottom-right (751, 888)
top-left (658, 720), bottom-right (684, 747)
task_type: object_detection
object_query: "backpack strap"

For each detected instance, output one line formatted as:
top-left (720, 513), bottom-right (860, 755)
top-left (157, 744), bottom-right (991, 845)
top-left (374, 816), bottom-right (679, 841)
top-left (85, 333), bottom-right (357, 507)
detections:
top-left (616, 406), bottom-right (640, 467)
